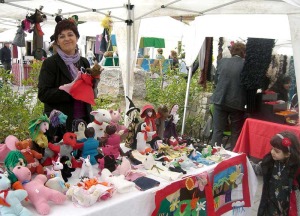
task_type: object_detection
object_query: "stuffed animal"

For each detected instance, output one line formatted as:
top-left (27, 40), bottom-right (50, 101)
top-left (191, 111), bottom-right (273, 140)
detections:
top-left (164, 104), bottom-right (180, 140)
top-left (79, 155), bottom-right (93, 179)
top-left (97, 155), bottom-right (117, 175)
top-left (134, 122), bottom-right (156, 153)
top-left (0, 172), bottom-right (33, 216)
top-left (125, 96), bottom-right (140, 148)
top-left (47, 109), bottom-right (68, 143)
top-left (101, 124), bottom-right (121, 159)
top-left (15, 139), bottom-right (44, 174)
top-left (86, 64), bottom-right (104, 99)
top-left (0, 135), bottom-right (18, 163)
top-left (59, 155), bottom-right (73, 182)
top-left (109, 109), bottom-right (127, 135)
top-left (13, 166), bottom-right (67, 215)
top-left (28, 114), bottom-right (50, 155)
top-left (72, 119), bottom-right (87, 140)
top-left (88, 109), bottom-right (112, 139)
top-left (48, 132), bottom-right (84, 168)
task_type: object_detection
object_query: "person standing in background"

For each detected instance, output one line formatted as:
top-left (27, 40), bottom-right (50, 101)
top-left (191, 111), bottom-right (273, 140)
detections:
top-left (86, 48), bottom-right (95, 66)
top-left (0, 42), bottom-right (12, 73)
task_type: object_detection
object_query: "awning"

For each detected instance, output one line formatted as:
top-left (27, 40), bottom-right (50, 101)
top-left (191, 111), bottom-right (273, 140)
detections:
top-left (139, 37), bottom-right (165, 48)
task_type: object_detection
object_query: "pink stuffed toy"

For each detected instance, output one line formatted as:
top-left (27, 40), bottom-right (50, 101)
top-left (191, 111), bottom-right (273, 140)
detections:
top-left (102, 124), bottom-right (121, 159)
top-left (0, 135), bottom-right (18, 162)
top-left (12, 166), bottom-right (66, 215)
top-left (109, 109), bottom-right (127, 135)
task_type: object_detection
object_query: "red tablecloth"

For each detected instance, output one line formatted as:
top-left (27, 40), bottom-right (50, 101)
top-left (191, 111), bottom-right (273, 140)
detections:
top-left (233, 118), bottom-right (300, 159)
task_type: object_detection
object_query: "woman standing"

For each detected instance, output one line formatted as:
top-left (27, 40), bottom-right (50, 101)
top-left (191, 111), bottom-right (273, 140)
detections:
top-left (38, 20), bottom-right (93, 131)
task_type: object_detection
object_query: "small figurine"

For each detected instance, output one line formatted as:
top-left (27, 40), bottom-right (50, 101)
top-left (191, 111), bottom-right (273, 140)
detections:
top-left (0, 135), bottom-right (18, 163)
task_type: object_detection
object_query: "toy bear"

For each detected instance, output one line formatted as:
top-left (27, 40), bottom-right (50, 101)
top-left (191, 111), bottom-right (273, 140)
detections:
top-left (0, 172), bottom-right (33, 216)
top-left (13, 166), bottom-right (66, 215)
top-left (15, 139), bottom-right (44, 174)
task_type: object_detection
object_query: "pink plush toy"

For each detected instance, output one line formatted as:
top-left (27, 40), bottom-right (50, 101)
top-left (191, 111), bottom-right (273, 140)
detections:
top-left (12, 166), bottom-right (66, 215)
top-left (0, 135), bottom-right (18, 163)
top-left (109, 109), bottom-right (127, 135)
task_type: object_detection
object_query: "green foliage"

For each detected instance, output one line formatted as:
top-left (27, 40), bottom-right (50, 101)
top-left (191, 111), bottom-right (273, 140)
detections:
top-left (146, 70), bottom-right (213, 138)
top-left (0, 62), bottom-right (43, 142)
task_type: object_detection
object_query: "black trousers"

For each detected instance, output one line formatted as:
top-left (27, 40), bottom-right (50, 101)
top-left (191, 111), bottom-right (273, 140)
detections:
top-left (211, 104), bottom-right (245, 150)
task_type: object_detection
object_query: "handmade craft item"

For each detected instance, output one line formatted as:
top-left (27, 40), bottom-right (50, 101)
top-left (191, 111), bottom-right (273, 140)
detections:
top-left (72, 119), bottom-right (87, 140)
top-left (134, 122), bottom-right (156, 153)
top-left (48, 109), bottom-right (68, 143)
top-left (155, 105), bottom-right (169, 139)
top-left (109, 109), bottom-right (127, 135)
top-left (140, 104), bottom-right (157, 141)
top-left (0, 135), bottom-right (18, 163)
top-left (101, 124), bottom-right (121, 159)
top-left (88, 109), bottom-right (112, 139)
top-left (79, 155), bottom-right (93, 179)
top-left (164, 104), bottom-right (180, 140)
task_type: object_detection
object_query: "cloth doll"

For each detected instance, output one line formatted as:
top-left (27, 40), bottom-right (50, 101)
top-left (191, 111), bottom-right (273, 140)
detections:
top-left (0, 135), bottom-right (18, 163)
top-left (164, 104), bottom-right (180, 141)
top-left (88, 109), bottom-right (112, 139)
top-left (0, 172), bottom-right (33, 216)
top-left (59, 69), bottom-right (95, 105)
top-left (125, 96), bottom-right (140, 148)
top-left (78, 127), bottom-right (100, 165)
top-left (48, 132), bottom-right (84, 168)
top-left (140, 104), bottom-right (157, 140)
top-left (155, 105), bottom-right (169, 139)
top-left (28, 114), bottom-right (50, 155)
top-left (13, 166), bottom-right (66, 215)
top-left (101, 124), bottom-right (121, 159)
top-left (15, 139), bottom-right (44, 174)
top-left (47, 109), bottom-right (68, 143)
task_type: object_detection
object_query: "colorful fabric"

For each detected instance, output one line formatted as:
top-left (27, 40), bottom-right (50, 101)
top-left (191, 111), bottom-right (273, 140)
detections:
top-left (152, 172), bottom-right (214, 216)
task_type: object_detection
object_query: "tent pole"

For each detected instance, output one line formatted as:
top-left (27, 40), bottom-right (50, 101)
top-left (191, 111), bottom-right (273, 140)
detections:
top-left (181, 66), bottom-right (192, 136)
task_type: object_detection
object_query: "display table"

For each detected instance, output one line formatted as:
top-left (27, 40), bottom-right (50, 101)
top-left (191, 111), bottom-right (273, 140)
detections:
top-left (233, 118), bottom-right (300, 159)
top-left (26, 151), bottom-right (257, 216)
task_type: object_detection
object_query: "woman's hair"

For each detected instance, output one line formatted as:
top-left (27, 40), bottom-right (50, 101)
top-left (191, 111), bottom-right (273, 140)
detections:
top-left (84, 127), bottom-right (95, 138)
top-left (270, 131), bottom-right (300, 163)
top-left (170, 50), bottom-right (177, 58)
top-left (230, 42), bottom-right (246, 57)
top-left (54, 19), bottom-right (80, 42)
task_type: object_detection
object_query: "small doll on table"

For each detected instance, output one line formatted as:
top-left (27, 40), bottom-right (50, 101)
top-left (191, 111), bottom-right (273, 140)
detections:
top-left (140, 104), bottom-right (157, 141)
top-left (164, 104), bottom-right (180, 142)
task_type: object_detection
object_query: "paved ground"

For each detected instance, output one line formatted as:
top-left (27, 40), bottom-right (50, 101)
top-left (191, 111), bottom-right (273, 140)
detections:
top-left (251, 175), bottom-right (263, 215)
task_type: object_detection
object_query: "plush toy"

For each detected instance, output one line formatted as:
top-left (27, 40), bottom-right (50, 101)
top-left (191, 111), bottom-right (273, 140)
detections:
top-left (59, 155), bottom-right (73, 182)
top-left (28, 114), bottom-right (50, 155)
top-left (0, 172), bottom-right (33, 216)
top-left (97, 155), bottom-right (117, 175)
top-left (164, 104), bottom-right (180, 140)
top-left (0, 135), bottom-right (18, 163)
top-left (47, 109), bottom-right (68, 143)
top-left (79, 155), bottom-right (93, 179)
top-left (125, 96), bottom-right (140, 148)
top-left (109, 109), bottom-right (127, 135)
top-left (87, 64), bottom-right (104, 99)
top-left (59, 70), bottom-right (96, 105)
top-left (79, 127), bottom-right (100, 165)
top-left (48, 132), bottom-right (84, 168)
top-left (155, 105), bottom-right (169, 139)
top-left (134, 122), bottom-right (156, 153)
top-left (72, 119), bottom-right (87, 140)
top-left (15, 139), bottom-right (44, 174)
top-left (101, 124), bottom-right (121, 159)
top-left (13, 166), bottom-right (67, 215)
top-left (88, 109), bottom-right (112, 139)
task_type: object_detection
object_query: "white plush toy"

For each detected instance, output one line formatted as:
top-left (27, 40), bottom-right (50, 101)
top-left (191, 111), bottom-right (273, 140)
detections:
top-left (101, 168), bottom-right (135, 193)
top-left (79, 155), bottom-right (93, 179)
top-left (0, 172), bottom-right (33, 216)
top-left (135, 122), bottom-right (156, 152)
top-left (88, 109), bottom-right (112, 139)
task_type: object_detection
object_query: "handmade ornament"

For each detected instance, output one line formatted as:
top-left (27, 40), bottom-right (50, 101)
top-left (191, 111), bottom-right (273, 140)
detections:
top-left (79, 156), bottom-right (93, 179)
top-left (28, 114), bottom-right (50, 154)
top-left (88, 109), bottom-right (112, 139)
top-left (13, 166), bottom-right (66, 215)
top-left (125, 96), bottom-right (140, 148)
top-left (0, 172), bottom-right (32, 216)
top-left (15, 139), bottom-right (44, 174)
top-left (59, 70), bottom-right (95, 105)
top-left (47, 109), bottom-right (68, 143)
top-left (0, 135), bottom-right (18, 163)
top-left (134, 122), bottom-right (156, 153)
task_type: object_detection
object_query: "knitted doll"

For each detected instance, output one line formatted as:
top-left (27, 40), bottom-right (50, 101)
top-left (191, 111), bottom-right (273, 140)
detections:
top-left (141, 105), bottom-right (157, 136)
top-left (78, 127), bottom-right (101, 165)
top-left (28, 114), bottom-right (50, 155)
top-left (125, 96), bottom-right (140, 148)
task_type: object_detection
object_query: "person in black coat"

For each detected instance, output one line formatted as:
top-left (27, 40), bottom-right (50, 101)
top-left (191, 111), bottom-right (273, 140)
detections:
top-left (0, 42), bottom-right (12, 72)
top-left (38, 20), bottom-right (93, 132)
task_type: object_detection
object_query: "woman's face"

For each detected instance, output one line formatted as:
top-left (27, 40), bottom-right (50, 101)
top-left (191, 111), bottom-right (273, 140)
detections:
top-left (56, 29), bottom-right (78, 55)
top-left (271, 147), bottom-right (290, 161)
top-left (283, 82), bottom-right (291, 90)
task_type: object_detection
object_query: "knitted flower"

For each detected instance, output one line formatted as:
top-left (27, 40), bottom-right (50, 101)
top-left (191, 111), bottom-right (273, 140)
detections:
top-left (282, 137), bottom-right (291, 148)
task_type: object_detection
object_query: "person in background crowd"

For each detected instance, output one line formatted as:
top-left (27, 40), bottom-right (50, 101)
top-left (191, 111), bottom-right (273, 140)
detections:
top-left (38, 19), bottom-right (93, 132)
top-left (0, 42), bottom-right (12, 73)
top-left (169, 50), bottom-right (179, 70)
top-left (86, 48), bottom-right (95, 66)
top-left (269, 75), bottom-right (291, 102)
top-left (156, 48), bottom-right (165, 60)
top-left (253, 131), bottom-right (300, 216)
top-left (210, 42), bottom-right (246, 150)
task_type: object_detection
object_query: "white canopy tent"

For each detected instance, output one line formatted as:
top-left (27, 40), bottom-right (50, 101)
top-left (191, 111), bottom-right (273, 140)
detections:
top-left (1, 0), bottom-right (300, 132)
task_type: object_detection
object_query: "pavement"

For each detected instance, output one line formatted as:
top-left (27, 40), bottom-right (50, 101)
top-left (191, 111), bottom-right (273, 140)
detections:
top-left (251, 175), bottom-right (263, 215)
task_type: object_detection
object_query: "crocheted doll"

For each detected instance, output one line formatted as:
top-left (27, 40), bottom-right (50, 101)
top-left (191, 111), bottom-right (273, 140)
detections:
top-left (0, 172), bottom-right (32, 216)
top-left (47, 109), bottom-right (68, 143)
top-left (28, 114), bottom-right (50, 155)
top-left (0, 135), bottom-right (18, 163)
top-left (125, 96), bottom-right (140, 148)
top-left (13, 166), bottom-right (66, 215)
top-left (15, 139), bottom-right (44, 174)
top-left (141, 105), bottom-right (157, 140)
